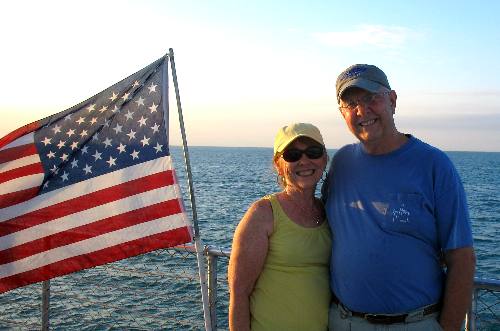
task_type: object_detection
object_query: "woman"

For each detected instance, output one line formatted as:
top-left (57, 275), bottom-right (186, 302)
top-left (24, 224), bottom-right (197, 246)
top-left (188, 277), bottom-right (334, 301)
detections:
top-left (228, 122), bottom-right (331, 331)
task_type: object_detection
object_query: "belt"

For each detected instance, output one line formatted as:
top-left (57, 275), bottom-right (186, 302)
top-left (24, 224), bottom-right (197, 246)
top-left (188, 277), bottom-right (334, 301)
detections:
top-left (331, 293), bottom-right (441, 325)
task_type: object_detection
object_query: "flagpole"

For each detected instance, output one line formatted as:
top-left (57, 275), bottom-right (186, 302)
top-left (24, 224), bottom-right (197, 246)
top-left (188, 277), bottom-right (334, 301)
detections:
top-left (166, 48), bottom-right (212, 331)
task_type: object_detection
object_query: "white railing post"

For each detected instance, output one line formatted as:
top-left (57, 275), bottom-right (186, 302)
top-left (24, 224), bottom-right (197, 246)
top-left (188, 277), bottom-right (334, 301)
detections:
top-left (207, 251), bottom-right (219, 329)
top-left (41, 280), bottom-right (50, 331)
top-left (467, 287), bottom-right (479, 331)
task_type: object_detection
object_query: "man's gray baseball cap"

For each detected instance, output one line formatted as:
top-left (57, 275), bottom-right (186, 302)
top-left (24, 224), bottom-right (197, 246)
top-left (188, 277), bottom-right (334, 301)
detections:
top-left (336, 64), bottom-right (391, 103)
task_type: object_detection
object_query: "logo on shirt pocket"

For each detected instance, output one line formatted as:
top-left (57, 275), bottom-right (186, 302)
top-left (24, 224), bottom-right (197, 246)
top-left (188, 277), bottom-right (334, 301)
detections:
top-left (392, 203), bottom-right (411, 224)
top-left (378, 192), bottom-right (427, 236)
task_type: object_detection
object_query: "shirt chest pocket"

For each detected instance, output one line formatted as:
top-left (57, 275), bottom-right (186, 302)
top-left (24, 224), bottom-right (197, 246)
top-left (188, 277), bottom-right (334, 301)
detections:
top-left (378, 193), bottom-right (436, 242)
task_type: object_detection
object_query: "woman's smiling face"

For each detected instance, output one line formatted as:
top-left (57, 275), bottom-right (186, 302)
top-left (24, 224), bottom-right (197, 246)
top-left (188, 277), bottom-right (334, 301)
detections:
top-left (275, 137), bottom-right (327, 191)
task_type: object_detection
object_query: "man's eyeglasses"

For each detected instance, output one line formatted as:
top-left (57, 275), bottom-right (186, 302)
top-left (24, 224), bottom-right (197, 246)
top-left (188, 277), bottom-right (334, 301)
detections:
top-left (281, 146), bottom-right (324, 163)
top-left (339, 91), bottom-right (391, 113)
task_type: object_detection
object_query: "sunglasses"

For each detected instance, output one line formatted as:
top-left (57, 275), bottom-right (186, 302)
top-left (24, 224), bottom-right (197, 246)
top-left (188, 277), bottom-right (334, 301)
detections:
top-left (281, 146), bottom-right (324, 163)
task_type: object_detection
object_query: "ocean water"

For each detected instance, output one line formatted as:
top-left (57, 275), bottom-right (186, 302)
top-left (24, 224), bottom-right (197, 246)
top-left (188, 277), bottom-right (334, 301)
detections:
top-left (1, 146), bottom-right (498, 330)
top-left (171, 146), bottom-right (500, 280)
top-left (447, 151), bottom-right (500, 279)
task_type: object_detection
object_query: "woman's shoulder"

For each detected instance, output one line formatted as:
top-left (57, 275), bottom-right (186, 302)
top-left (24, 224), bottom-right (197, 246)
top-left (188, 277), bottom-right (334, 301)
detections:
top-left (240, 195), bottom-right (275, 234)
top-left (248, 196), bottom-right (273, 218)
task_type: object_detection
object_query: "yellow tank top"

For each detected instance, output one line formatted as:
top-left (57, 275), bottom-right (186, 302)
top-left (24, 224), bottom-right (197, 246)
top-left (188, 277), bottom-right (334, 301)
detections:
top-left (250, 194), bottom-right (332, 331)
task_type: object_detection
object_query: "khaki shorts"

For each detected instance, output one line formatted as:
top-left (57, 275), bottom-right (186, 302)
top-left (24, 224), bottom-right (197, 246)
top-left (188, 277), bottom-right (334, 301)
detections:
top-left (328, 302), bottom-right (443, 331)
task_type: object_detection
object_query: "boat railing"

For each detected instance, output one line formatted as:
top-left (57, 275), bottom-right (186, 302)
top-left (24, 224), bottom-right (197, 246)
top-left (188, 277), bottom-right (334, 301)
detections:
top-left (0, 244), bottom-right (498, 330)
top-left (200, 245), bottom-right (500, 331)
top-left (467, 277), bottom-right (500, 330)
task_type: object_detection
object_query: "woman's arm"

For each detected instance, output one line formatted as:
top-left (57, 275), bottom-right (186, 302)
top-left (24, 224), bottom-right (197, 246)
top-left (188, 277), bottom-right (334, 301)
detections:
top-left (228, 199), bottom-right (274, 331)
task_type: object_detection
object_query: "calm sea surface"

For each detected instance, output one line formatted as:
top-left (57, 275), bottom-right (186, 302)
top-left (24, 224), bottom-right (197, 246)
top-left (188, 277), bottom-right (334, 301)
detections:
top-left (171, 146), bottom-right (500, 280)
top-left (1, 147), bottom-right (498, 330)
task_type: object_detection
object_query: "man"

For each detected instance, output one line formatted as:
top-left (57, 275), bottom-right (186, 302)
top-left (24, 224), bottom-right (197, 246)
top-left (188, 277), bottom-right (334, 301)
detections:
top-left (322, 64), bottom-right (476, 331)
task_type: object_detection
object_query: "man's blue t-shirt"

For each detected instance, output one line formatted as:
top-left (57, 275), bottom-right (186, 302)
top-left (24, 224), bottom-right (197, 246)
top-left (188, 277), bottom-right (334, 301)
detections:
top-left (323, 136), bottom-right (473, 314)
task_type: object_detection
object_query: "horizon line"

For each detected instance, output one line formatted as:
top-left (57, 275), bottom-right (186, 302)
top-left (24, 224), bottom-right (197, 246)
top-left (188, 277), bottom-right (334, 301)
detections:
top-left (169, 145), bottom-right (500, 153)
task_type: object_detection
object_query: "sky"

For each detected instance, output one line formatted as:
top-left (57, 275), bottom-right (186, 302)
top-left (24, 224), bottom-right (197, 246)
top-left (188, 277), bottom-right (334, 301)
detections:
top-left (1, 0), bottom-right (499, 152)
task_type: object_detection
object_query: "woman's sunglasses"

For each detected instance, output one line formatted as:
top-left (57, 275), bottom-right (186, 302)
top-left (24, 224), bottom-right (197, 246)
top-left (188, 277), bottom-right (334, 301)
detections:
top-left (281, 146), bottom-right (324, 163)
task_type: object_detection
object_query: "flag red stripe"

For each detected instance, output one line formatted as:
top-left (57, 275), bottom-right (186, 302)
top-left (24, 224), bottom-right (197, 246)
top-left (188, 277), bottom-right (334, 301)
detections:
top-left (0, 187), bottom-right (40, 209)
top-left (0, 144), bottom-right (38, 164)
top-left (0, 122), bottom-right (39, 149)
top-left (0, 199), bottom-right (182, 264)
top-left (0, 227), bottom-right (192, 293)
top-left (1, 170), bottom-right (174, 236)
top-left (0, 163), bottom-right (44, 185)
top-left (0, 58), bottom-right (195, 294)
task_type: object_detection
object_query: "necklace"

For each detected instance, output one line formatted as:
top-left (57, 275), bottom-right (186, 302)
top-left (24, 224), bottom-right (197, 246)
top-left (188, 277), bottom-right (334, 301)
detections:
top-left (282, 192), bottom-right (324, 226)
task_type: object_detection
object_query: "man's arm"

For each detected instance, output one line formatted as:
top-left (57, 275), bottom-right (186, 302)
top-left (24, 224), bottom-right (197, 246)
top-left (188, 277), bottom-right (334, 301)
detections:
top-left (439, 247), bottom-right (476, 331)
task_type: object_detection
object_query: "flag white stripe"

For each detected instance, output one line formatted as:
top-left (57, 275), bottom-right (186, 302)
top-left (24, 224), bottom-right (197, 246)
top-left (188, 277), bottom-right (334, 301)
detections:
top-left (0, 173), bottom-right (44, 195)
top-left (0, 212), bottom-right (189, 278)
top-left (0, 133), bottom-right (34, 151)
top-left (0, 184), bottom-right (182, 250)
top-left (0, 156), bottom-right (173, 222)
top-left (0, 155), bottom-right (40, 174)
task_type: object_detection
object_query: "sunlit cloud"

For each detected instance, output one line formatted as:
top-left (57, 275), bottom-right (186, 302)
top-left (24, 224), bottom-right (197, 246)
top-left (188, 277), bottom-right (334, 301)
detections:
top-left (312, 25), bottom-right (417, 48)
top-left (421, 90), bottom-right (500, 97)
top-left (398, 113), bottom-right (500, 130)
top-left (396, 113), bottom-right (500, 152)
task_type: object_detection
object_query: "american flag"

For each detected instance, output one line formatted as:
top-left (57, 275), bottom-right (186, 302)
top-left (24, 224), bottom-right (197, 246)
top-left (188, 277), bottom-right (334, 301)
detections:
top-left (0, 56), bottom-right (193, 293)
